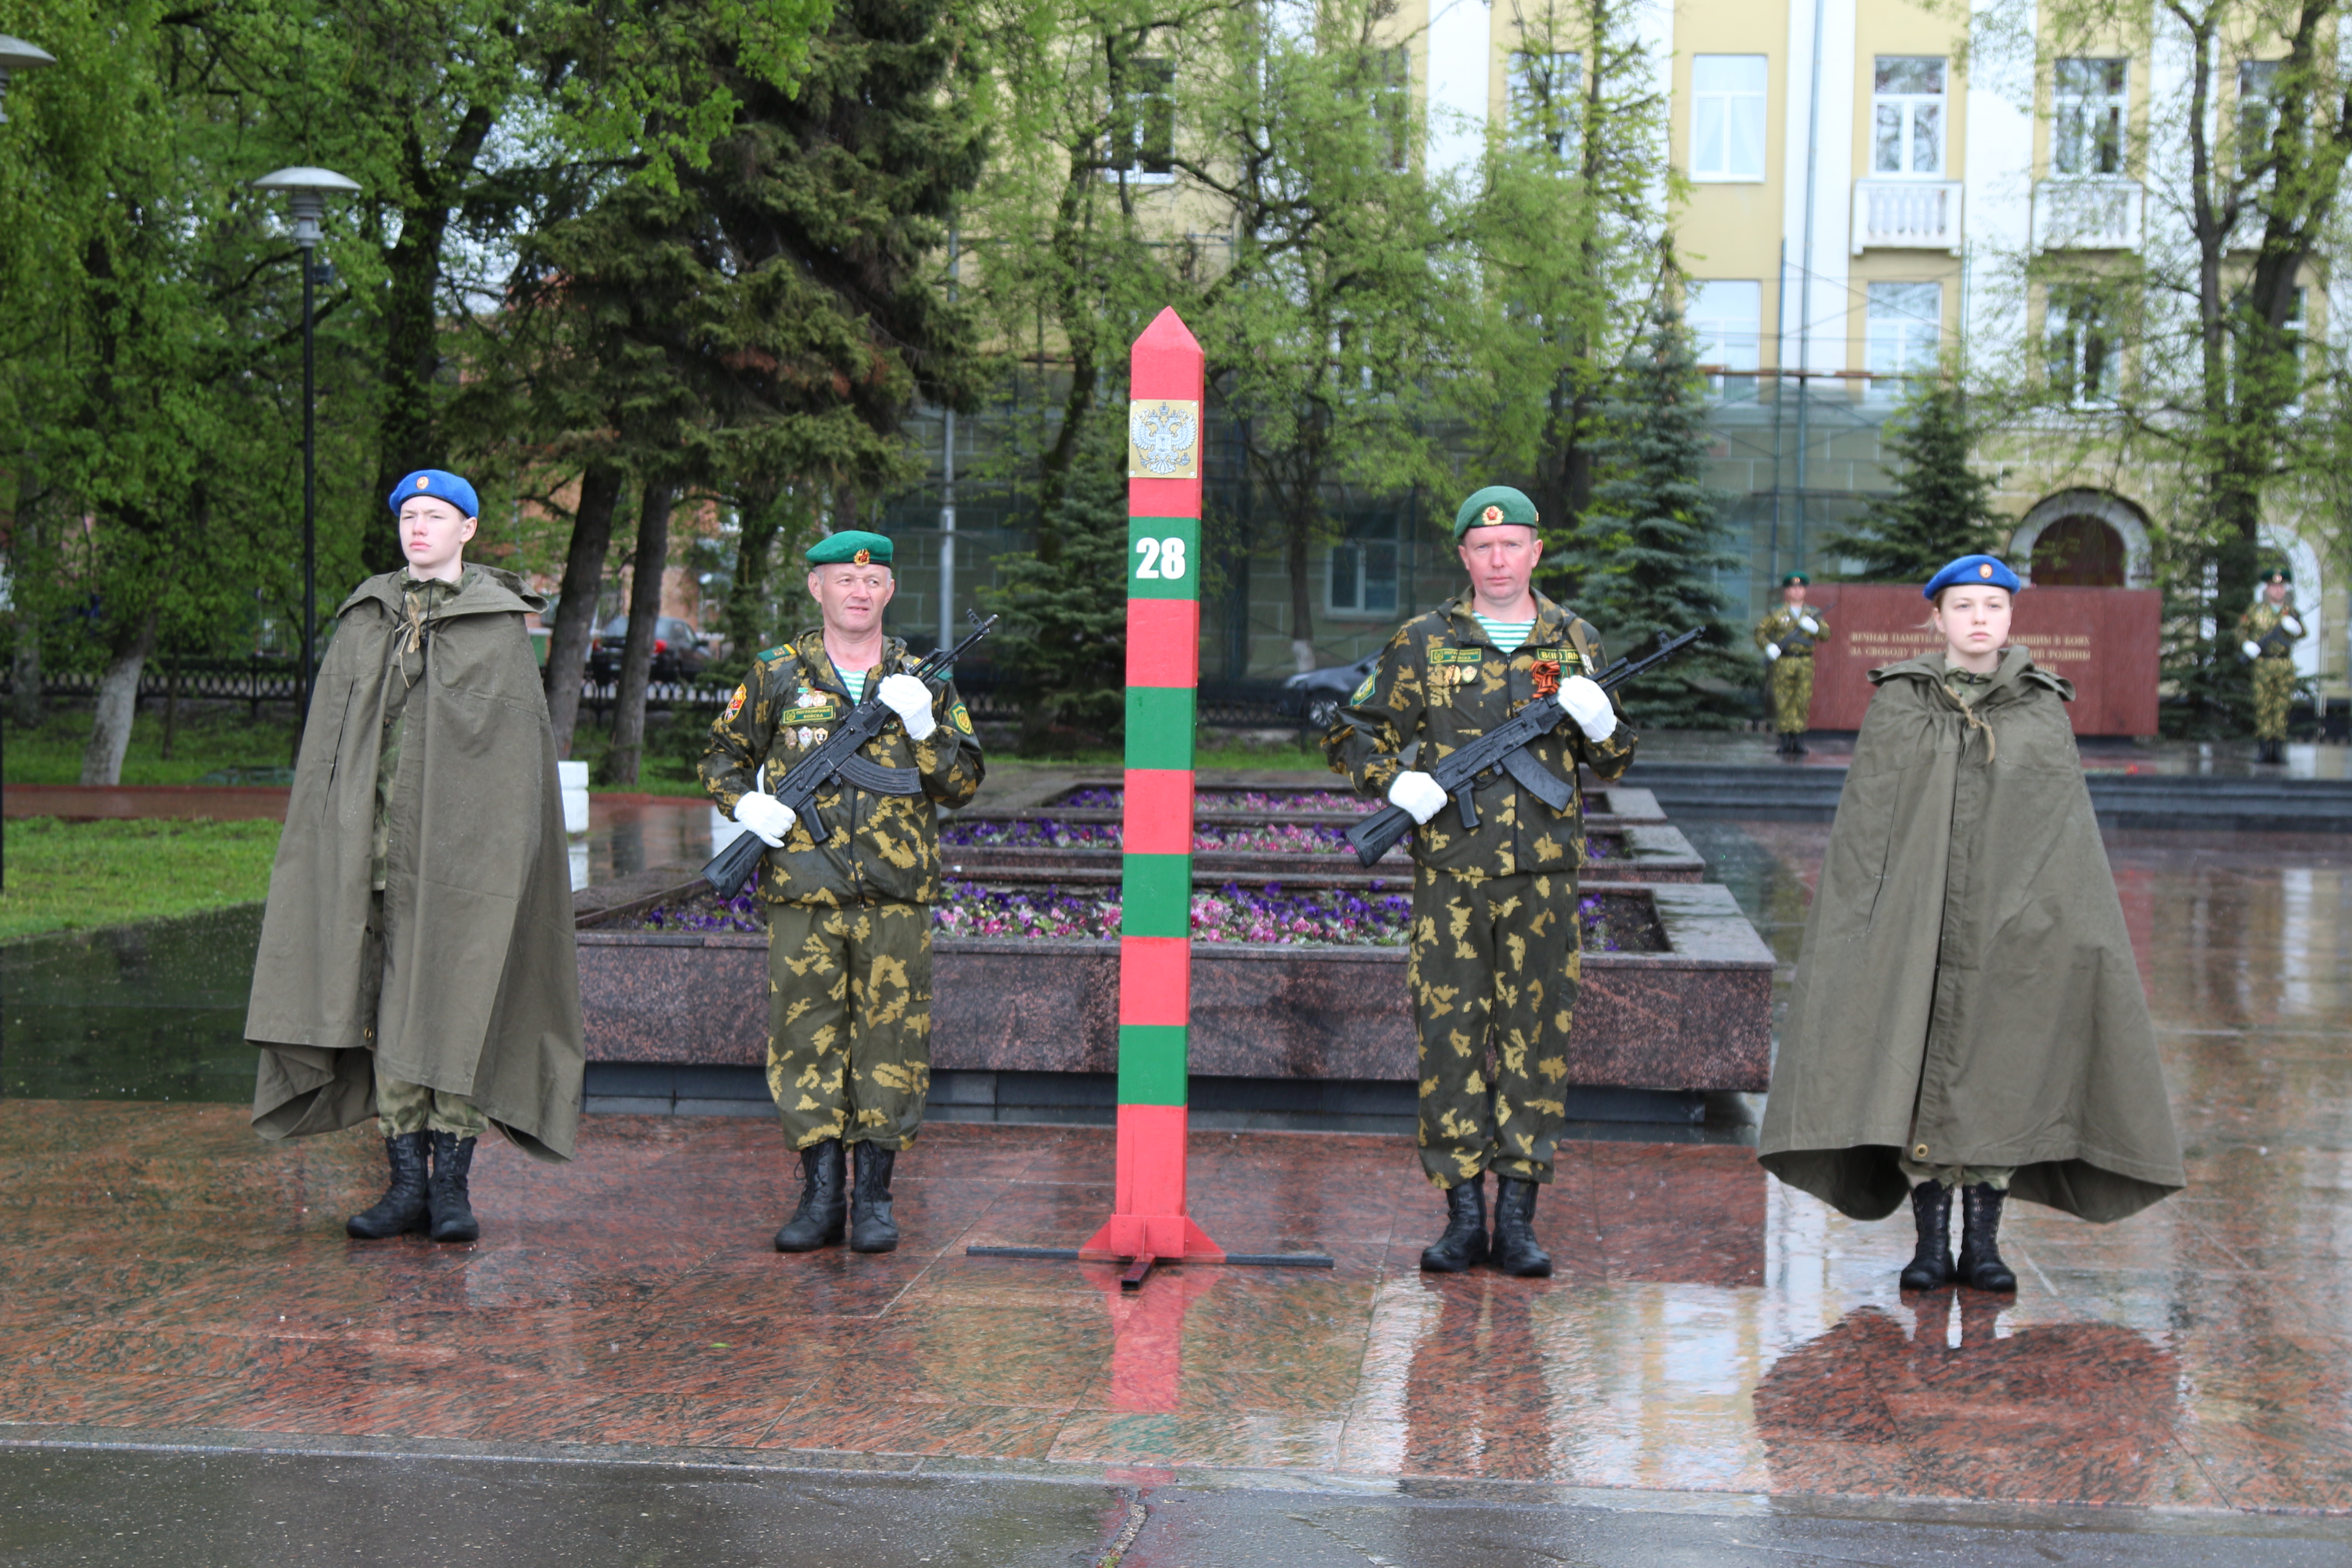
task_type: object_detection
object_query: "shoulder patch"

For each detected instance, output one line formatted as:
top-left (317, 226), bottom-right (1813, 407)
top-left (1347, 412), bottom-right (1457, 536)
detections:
top-left (722, 684), bottom-right (747, 723)
top-left (951, 700), bottom-right (974, 735)
top-left (1350, 673), bottom-right (1377, 705)
top-left (757, 645), bottom-right (791, 664)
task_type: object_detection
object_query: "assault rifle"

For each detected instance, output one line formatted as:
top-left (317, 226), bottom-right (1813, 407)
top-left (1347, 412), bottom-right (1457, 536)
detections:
top-left (700, 610), bottom-right (1000, 895)
top-left (1342, 627), bottom-right (1703, 868)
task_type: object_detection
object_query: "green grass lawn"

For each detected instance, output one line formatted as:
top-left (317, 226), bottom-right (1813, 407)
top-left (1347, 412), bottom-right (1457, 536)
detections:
top-left (0, 818), bottom-right (282, 942)
top-left (4, 708), bottom-right (301, 787)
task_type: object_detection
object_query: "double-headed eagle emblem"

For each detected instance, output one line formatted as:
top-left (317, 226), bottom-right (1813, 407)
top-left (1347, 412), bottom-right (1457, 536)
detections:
top-left (1129, 401), bottom-right (1198, 476)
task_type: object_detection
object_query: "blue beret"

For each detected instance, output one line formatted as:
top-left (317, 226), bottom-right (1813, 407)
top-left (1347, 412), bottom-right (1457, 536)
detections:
top-left (806, 530), bottom-right (894, 566)
top-left (1924, 554), bottom-right (2020, 599)
top-left (388, 469), bottom-right (480, 520)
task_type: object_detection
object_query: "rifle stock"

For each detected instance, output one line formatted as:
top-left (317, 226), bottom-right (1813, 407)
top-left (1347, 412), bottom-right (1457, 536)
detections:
top-left (1341, 627), bottom-right (1702, 868)
top-left (699, 612), bottom-right (998, 895)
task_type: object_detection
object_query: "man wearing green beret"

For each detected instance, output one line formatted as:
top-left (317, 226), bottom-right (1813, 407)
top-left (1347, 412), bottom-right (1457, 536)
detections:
top-left (1754, 572), bottom-right (1828, 758)
top-left (700, 530), bottom-right (985, 1253)
top-left (2238, 568), bottom-right (2305, 764)
top-left (1325, 485), bottom-right (1637, 1277)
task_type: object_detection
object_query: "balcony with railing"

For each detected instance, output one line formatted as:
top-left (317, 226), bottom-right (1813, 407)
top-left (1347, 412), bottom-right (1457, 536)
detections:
top-left (1850, 179), bottom-right (1964, 255)
top-left (2033, 179), bottom-right (2144, 250)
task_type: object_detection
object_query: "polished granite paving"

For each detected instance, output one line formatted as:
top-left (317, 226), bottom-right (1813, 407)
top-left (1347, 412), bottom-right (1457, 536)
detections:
top-left (5, 824), bottom-right (2352, 1538)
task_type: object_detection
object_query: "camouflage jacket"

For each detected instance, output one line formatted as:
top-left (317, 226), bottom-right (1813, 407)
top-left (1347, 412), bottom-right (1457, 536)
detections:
top-left (1754, 604), bottom-right (1829, 657)
top-left (700, 628), bottom-right (985, 907)
top-left (2238, 600), bottom-right (2305, 661)
top-left (1323, 590), bottom-right (1638, 878)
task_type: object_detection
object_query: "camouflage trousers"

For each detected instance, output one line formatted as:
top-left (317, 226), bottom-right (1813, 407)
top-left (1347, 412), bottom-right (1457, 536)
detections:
top-left (2252, 657), bottom-right (2297, 740)
top-left (363, 892), bottom-right (484, 1139)
top-left (1769, 655), bottom-right (1814, 734)
top-left (1409, 870), bottom-right (1579, 1188)
top-left (766, 899), bottom-right (933, 1152)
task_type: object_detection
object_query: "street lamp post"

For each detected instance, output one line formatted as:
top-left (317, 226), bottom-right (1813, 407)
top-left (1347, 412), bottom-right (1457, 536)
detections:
top-left (0, 34), bottom-right (56, 124)
top-left (252, 167), bottom-right (358, 724)
top-left (0, 34), bottom-right (52, 895)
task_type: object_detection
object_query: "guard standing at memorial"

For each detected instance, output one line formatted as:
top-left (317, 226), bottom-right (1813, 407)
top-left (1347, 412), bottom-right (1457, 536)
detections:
top-left (1754, 572), bottom-right (1827, 758)
top-left (1759, 554), bottom-right (2183, 1293)
top-left (1325, 485), bottom-right (1637, 1278)
top-left (701, 531), bottom-right (984, 1254)
top-left (2239, 568), bottom-right (2305, 764)
top-left (248, 470), bottom-right (586, 1244)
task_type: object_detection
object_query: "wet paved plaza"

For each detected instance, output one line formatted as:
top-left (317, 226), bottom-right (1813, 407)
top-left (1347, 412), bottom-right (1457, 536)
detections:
top-left (5, 821), bottom-right (2352, 1552)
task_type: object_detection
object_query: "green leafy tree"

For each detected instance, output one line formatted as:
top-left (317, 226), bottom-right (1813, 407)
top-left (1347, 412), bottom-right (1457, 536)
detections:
top-left (984, 418), bottom-right (1131, 748)
top-left (1834, 382), bottom-right (2007, 583)
top-left (1575, 300), bottom-right (1744, 728)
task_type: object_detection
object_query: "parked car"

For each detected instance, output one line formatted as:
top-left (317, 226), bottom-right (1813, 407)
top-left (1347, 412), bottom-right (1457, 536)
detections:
top-left (1282, 651), bottom-right (1382, 735)
top-left (587, 615), bottom-right (710, 682)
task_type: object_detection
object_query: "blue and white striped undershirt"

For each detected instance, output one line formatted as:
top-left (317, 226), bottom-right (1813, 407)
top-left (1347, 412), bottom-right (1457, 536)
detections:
top-left (840, 671), bottom-right (866, 703)
top-left (1472, 615), bottom-right (1534, 655)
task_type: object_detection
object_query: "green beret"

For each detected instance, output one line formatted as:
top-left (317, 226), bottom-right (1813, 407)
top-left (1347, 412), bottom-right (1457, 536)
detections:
top-left (1453, 485), bottom-right (1538, 540)
top-left (1781, 572), bottom-right (1810, 587)
top-left (2264, 568), bottom-right (2292, 585)
top-left (807, 530), bottom-right (894, 567)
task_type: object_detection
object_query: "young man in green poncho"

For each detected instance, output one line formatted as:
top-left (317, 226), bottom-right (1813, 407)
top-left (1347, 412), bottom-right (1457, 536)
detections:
top-left (1760, 554), bottom-right (2184, 1293)
top-left (247, 470), bottom-right (585, 1246)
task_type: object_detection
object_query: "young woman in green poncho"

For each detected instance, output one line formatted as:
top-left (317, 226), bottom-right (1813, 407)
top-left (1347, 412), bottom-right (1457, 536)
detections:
top-left (1758, 554), bottom-right (2184, 1294)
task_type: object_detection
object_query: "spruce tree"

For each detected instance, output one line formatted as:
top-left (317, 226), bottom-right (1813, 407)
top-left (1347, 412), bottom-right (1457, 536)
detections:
top-left (1836, 382), bottom-right (2007, 583)
top-left (1573, 302), bottom-right (1746, 729)
top-left (985, 418), bottom-right (1131, 749)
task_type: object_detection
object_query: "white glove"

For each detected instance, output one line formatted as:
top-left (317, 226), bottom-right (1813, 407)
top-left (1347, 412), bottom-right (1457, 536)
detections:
top-left (2283, 614), bottom-right (2303, 637)
top-left (878, 673), bottom-right (938, 741)
top-left (1764, 642), bottom-right (1781, 661)
top-left (734, 791), bottom-right (796, 848)
top-left (1798, 616), bottom-right (1820, 635)
top-left (1387, 769), bottom-right (1447, 825)
top-left (1560, 674), bottom-right (1617, 742)
top-left (2243, 640), bottom-right (2264, 660)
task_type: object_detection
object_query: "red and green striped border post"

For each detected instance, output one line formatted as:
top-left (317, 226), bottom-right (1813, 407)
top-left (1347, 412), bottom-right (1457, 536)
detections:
top-left (1083, 307), bottom-right (1223, 1265)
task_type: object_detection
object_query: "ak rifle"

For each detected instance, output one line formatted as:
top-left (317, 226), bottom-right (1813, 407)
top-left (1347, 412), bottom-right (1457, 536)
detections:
top-left (701, 610), bottom-right (1000, 895)
top-left (1342, 627), bottom-right (1703, 868)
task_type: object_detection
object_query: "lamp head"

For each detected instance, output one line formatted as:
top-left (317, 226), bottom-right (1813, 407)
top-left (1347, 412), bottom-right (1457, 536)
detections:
top-left (252, 166), bottom-right (361, 249)
top-left (0, 34), bottom-right (57, 126)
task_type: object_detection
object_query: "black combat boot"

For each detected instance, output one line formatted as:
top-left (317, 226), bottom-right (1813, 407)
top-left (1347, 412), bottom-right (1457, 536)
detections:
top-left (774, 1139), bottom-right (848, 1252)
top-left (848, 1143), bottom-right (899, 1254)
top-left (1490, 1176), bottom-right (1553, 1278)
top-left (346, 1132), bottom-right (432, 1239)
top-left (1955, 1183), bottom-right (2018, 1293)
top-left (1898, 1180), bottom-right (1954, 1290)
top-left (425, 1131), bottom-right (481, 1244)
top-left (1418, 1175), bottom-right (1488, 1273)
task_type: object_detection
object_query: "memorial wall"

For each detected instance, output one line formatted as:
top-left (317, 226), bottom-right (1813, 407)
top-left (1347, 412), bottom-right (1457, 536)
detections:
top-left (1798, 584), bottom-right (2161, 737)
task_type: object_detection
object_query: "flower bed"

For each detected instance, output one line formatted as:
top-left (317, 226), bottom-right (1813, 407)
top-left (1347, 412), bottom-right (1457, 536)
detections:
top-left (1052, 786), bottom-right (1380, 815)
top-left (938, 816), bottom-right (1621, 861)
top-left (628, 881), bottom-right (1663, 952)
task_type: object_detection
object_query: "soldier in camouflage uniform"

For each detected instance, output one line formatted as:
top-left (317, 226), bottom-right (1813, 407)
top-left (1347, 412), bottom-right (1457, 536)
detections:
top-left (1754, 572), bottom-right (1827, 758)
top-left (701, 530), bottom-right (985, 1254)
top-left (2238, 568), bottom-right (2306, 764)
top-left (1326, 485), bottom-right (1637, 1278)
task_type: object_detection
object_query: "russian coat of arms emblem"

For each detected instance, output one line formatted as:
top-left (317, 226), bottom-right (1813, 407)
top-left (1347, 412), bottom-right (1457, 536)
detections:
top-left (1128, 400), bottom-right (1199, 477)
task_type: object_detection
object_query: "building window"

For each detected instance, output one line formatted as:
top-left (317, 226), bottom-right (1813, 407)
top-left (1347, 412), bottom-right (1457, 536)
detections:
top-left (1104, 58), bottom-right (1176, 183)
top-left (1686, 279), bottom-right (1762, 399)
top-left (2052, 59), bottom-right (2128, 176)
top-left (1508, 49), bottom-right (1582, 158)
top-left (2239, 59), bottom-right (2280, 173)
top-left (1691, 55), bottom-right (1768, 181)
top-left (1872, 57), bottom-right (1946, 175)
top-left (1866, 282), bottom-right (1942, 397)
top-left (1330, 516), bottom-right (1401, 616)
top-left (2047, 288), bottom-right (2118, 405)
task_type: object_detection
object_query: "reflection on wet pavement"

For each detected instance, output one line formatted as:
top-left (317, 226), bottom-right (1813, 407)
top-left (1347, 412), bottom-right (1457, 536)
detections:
top-left (3, 822), bottom-right (2352, 1517)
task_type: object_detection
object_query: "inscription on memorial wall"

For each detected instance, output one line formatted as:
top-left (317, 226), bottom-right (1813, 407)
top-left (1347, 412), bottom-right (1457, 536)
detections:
top-left (1799, 584), bottom-right (2160, 736)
